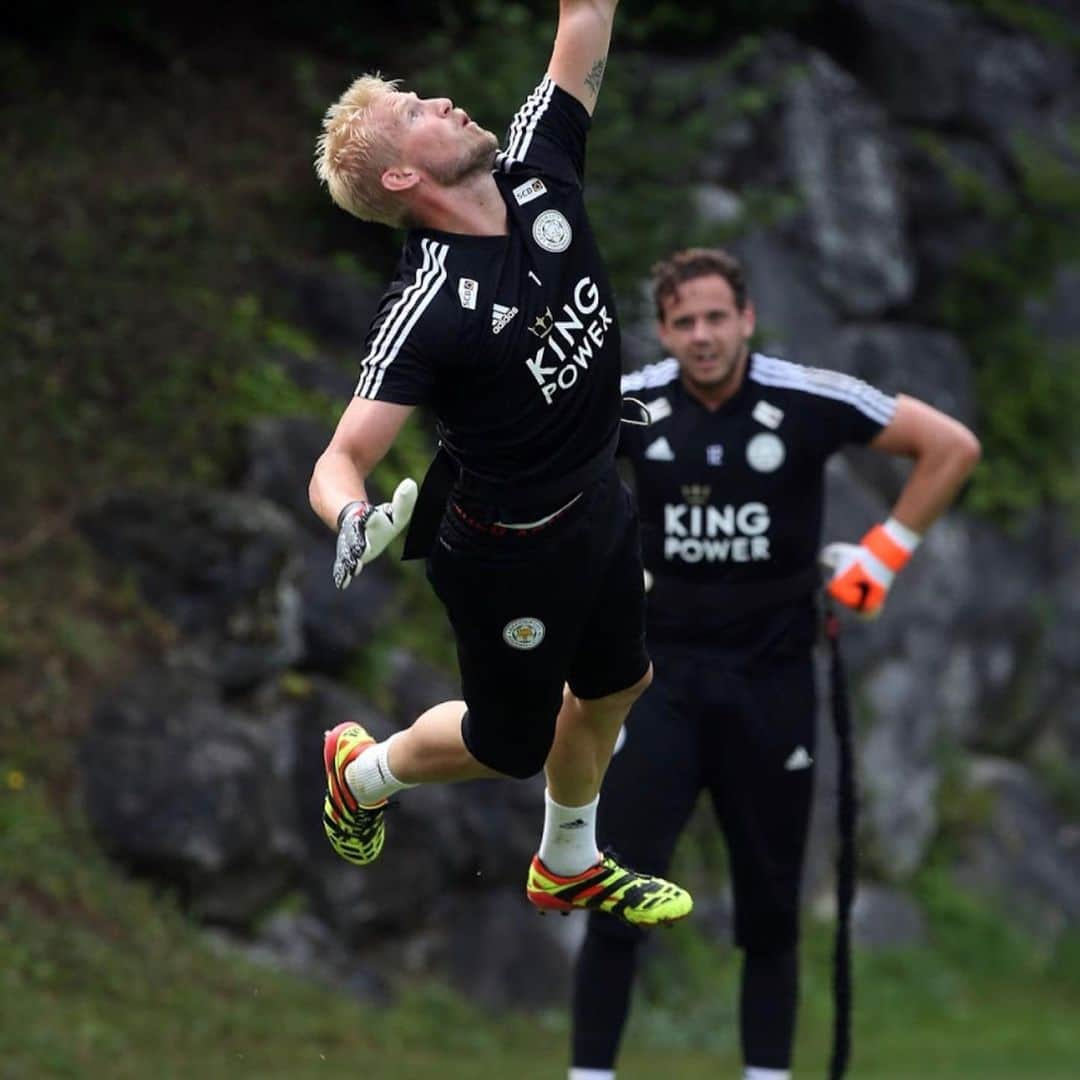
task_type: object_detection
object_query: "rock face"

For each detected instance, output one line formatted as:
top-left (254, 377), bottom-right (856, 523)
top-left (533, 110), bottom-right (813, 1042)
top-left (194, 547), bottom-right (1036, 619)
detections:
top-left (76, 3), bottom-right (1079, 1009)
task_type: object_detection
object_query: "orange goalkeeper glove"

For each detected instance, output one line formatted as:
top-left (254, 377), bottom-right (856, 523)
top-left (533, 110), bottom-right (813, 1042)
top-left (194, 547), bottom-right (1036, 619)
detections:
top-left (821, 517), bottom-right (921, 618)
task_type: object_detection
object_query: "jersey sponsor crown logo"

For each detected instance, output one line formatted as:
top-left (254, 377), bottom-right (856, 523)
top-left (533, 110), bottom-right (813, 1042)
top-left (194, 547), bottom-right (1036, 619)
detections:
top-left (532, 209), bottom-right (572, 253)
top-left (753, 399), bottom-right (784, 429)
top-left (513, 177), bottom-right (547, 206)
top-left (458, 277), bottom-right (478, 310)
top-left (491, 303), bottom-right (519, 335)
top-left (644, 436), bottom-right (675, 461)
top-left (528, 306), bottom-right (554, 338)
top-left (681, 484), bottom-right (710, 505)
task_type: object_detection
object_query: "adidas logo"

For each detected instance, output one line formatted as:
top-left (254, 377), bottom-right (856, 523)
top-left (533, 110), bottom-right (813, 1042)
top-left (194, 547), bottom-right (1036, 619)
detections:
top-left (559, 818), bottom-right (587, 830)
top-left (644, 436), bottom-right (675, 461)
top-left (784, 746), bottom-right (813, 771)
top-left (491, 303), bottom-right (519, 335)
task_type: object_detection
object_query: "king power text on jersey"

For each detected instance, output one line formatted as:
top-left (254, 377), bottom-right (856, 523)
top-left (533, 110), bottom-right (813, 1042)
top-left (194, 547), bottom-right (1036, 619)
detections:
top-left (664, 502), bottom-right (772, 563)
top-left (526, 276), bottom-right (613, 405)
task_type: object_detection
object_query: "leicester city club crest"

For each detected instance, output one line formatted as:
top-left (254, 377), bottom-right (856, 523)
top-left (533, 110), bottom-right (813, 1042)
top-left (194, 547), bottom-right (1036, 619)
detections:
top-left (503, 617), bottom-right (546, 650)
top-left (531, 209), bottom-right (572, 253)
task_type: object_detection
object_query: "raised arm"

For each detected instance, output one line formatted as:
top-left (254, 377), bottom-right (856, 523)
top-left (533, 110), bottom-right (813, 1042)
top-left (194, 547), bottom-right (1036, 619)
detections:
top-left (548, 0), bottom-right (619, 115)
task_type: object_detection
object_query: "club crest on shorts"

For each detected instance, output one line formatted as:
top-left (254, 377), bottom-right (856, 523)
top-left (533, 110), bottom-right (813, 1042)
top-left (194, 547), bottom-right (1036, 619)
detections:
top-left (503, 617), bottom-right (546, 650)
top-left (746, 432), bottom-right (786, 472)
top-left (532, 209), bottom-right (572, 253)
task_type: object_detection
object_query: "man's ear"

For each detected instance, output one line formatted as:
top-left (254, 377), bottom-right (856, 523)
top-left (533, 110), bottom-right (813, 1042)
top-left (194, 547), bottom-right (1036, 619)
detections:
top-left (740, 299), bottom-right (757, 338)
top-left (382, 166), bottom-right (419, 193)
top-left (656, 318), bottom-right (671, 353)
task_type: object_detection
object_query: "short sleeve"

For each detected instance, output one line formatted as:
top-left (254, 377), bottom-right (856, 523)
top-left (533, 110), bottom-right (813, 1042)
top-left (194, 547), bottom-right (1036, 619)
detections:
top-left (750, 355), bottom-right (897, 453)
top-left (799, 367), bottom-right (897, 449)
top-left (354, 238), bottom-right (450, 405)
top-left (495, 76), bottom-right (590, 188)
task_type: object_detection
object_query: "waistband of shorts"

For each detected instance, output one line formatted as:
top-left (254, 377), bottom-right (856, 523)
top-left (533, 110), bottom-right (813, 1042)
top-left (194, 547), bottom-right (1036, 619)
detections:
top-left (450, 493), bottom-right (581, 538)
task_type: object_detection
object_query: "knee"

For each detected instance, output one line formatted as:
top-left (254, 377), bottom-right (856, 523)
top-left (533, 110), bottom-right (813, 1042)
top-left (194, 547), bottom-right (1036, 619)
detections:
top-left (736, 907), bottom-right (800, 955)
top-left (588, 663), bottom-right (653, 714)
top-left (462, 705), bottom-right (557, 780)
top-left (630, 663), bottom-right (653, 699)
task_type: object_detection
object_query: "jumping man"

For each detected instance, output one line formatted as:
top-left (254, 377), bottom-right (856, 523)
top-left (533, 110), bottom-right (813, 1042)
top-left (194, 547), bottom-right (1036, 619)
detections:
top-left (309, 1), bottom-right (692, 930)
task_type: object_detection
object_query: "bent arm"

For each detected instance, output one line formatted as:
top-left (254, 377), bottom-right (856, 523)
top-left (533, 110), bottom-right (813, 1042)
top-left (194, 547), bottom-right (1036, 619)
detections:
top-left (548, 0), bottom-right (619, 115)
top-left (869, 394), bottom-right (982, 533)
top-left (309, 397), bottom-right (415, 531)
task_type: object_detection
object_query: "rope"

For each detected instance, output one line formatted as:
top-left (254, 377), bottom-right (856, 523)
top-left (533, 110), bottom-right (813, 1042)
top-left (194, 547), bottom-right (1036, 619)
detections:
top-left (825, 604), bottom-right (856, 1079)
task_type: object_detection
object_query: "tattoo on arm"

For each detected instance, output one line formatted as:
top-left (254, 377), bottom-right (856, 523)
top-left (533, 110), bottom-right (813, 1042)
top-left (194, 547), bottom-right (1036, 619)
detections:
top-left (584, 57), bottom-right (606, 99)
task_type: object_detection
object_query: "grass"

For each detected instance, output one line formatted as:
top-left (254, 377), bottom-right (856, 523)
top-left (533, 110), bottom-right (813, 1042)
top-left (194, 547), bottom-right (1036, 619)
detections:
top-left (3, 770), bottom-right (1079, 1079)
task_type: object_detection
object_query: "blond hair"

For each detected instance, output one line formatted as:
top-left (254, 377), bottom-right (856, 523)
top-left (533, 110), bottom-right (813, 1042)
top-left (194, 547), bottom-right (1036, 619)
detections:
top-left (315, 73), bottom-right (405, 227)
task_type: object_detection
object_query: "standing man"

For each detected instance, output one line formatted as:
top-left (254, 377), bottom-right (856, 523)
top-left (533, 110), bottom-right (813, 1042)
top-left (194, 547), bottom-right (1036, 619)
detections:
top-left (569, 247), bottom-right (980, 1079)
top-left (308, 2), bottom-right (692, 930)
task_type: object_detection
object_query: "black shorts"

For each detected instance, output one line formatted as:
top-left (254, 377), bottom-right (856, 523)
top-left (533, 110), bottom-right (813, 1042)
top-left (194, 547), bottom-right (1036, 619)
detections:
top-left (593, 640), bottom-right (816, 950)
top-left (425, 467), bottom-right (650, 778)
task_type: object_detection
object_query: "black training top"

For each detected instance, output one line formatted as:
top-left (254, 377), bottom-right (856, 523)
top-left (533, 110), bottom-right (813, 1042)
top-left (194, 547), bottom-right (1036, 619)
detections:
top-left (355, 77), bottom-right (621, 511)
top-left (619, 352), bottom-right (897, 655)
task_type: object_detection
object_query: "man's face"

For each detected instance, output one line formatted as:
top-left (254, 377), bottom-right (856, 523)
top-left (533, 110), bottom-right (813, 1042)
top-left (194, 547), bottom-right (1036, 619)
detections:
top-left (383, 91), bottom-right (498, 187)
top-left (657, 274), bottom-right (755, 396)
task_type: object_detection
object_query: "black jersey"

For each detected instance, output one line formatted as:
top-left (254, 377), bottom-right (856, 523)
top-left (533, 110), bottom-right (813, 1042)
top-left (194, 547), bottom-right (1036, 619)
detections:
top-left (355, 77), bottom-right (621, 509)
top-left (620, 352), bottom-right (897, 651)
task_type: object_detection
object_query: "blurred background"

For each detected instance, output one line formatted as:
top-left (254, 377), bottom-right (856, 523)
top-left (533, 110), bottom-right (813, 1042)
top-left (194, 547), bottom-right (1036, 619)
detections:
top-left (2, 1), bottom-right (1078, 1076)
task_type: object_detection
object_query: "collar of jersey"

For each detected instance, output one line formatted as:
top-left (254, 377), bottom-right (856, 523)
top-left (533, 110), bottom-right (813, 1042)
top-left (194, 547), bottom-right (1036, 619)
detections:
top-left (409, 173), bottom-right (519, 245)
top-left (674, 353), bottom-right (755, 417)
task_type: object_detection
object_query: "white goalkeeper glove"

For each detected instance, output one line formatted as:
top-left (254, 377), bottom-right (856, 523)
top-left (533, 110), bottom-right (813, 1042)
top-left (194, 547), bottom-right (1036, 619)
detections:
top-left (333, 478), bottom-right (418, 590)
top-left (821, 516), bottom-right (921, 619)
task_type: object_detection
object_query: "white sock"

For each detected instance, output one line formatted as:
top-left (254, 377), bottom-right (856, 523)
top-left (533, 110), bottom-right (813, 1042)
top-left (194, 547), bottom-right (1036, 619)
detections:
top-left (744, 1068), bottom-right (791, 1080)
top-left (344, 732), bottom-right (416, 806)
top-left (569, 1069), bottom-right (614, 1080)
top-left (538, 789), bottom-right (600, 877)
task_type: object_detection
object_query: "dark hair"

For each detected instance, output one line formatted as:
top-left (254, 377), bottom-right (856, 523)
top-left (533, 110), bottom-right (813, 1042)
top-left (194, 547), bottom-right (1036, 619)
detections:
top-left (651, 247), bottom-right (749, 321)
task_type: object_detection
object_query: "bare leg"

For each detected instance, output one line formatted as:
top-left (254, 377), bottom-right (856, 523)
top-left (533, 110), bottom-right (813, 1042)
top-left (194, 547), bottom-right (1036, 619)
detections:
top-left (545, 665), bottom-right (653, 807)
top-left (386, 699), bottom-right (503, 784)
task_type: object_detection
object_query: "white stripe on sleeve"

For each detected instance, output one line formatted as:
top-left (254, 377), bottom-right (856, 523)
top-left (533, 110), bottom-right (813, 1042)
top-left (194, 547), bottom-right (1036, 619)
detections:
top-left (356, 239), bottom-right (448, 399)
top-left (620, 357), bottom-right (680, 395)
top-left (497, 76), bottom-right (556, 170)
top-left (748, 353), bottom-right (896, 426)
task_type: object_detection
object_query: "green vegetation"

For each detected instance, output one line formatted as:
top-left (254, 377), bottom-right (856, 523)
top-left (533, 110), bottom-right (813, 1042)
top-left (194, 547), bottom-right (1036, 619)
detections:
top-left (917, 130), bottom-right (1080, 522)
top-left (3, 773), bottom-right (1079, 1078)
top-left (957, 0), bottom-right (1080, 48)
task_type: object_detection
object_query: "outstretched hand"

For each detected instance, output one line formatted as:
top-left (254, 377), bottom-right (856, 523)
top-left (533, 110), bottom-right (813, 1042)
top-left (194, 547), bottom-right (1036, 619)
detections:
top-left (333, 478), bottom-right (418, 590)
